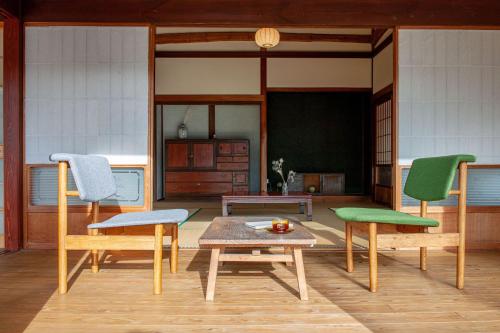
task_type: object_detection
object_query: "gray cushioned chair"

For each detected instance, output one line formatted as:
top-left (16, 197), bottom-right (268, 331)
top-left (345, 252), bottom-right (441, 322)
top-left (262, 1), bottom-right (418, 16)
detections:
top-left (50, 153), bottom-right (188, 295)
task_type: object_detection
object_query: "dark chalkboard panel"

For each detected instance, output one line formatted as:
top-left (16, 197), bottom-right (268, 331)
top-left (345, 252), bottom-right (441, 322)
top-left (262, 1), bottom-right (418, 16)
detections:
top-left (267, 92), bottom-right (371, 194)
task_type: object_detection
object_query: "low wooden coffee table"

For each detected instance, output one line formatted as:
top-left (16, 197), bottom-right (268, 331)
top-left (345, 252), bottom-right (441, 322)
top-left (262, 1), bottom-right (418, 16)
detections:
top-left (222, 193), bottom-right (313, 220)
top-left (199, 216), bottom-right (316, 301)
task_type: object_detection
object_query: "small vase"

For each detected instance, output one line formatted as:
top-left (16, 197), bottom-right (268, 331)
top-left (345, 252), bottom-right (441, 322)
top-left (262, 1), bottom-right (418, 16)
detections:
top-left (178, 123), bottom-right (188, 139)
top-left (282, 182), bottom-right (289, 196)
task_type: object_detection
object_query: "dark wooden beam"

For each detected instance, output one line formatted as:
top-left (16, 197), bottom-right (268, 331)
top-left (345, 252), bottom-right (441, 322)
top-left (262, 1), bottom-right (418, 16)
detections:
top-left (3, 17), bottom-right (23, 251)
top-left (208, 104), bottom-right (215, 139)
top-left (371, 28), bottom-right (388, 47)
top-left (156, 32), bottom-right (371, 44)
top-left (373, 34), bottom-right (393, 57)
top-left (155, 95), bottom-right (265, 104)
top-left (155, 51), bottom-right (372, 59)
top-left (0, 0), bottom-right (19, 18)
top-left (22, 0), bottom-right (500, 26)
top-left (267, 87), bottom-right (373, 93)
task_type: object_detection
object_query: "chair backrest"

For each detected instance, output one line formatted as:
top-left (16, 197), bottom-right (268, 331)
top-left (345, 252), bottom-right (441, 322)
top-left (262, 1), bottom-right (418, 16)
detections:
top-left (404, 154), bottom-right (476, 202)
top-left (50, 153), bottom-right (117, 202)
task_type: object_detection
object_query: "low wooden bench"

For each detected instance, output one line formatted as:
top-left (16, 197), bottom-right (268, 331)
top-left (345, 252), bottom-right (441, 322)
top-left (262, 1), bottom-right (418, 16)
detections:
top-left (222, 193), bottom-right (313, 220)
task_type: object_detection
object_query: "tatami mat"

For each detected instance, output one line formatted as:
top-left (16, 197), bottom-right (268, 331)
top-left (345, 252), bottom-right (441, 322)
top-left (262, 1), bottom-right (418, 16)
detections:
top-left (155, 199), bottom-right (382, 249)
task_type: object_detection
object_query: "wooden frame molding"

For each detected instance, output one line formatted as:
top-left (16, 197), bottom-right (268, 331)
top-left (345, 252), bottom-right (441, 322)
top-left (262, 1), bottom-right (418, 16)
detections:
top-left (3, 17), bottom-right (24, 251)
top-left (155, 51), bottom-right (373, 59)
top-left (156, 31), bottom-right (371, 44)
top-left (373, 33), bottom-right (393, 57)
top-left (155, 94), bottom-right (264, 105)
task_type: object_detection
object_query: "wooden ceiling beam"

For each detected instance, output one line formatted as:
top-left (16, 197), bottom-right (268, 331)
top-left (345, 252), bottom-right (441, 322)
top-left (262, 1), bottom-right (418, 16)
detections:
top-left (156, 32), bottom-right (372, 44)
top-left (0, 0), bottom-right (19, 18)
top-left (155, 51), bottom-right (372, 59)
top-left (22, 0), bottom-right (500, 26)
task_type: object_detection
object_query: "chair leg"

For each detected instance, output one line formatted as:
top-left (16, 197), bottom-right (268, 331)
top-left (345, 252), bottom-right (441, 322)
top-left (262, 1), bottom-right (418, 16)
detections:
top-left (58, 161), bottom-right (68, 294)
top-left (368, 222), bottom-right (378, 292)
top-left (457, 162), bottom-right (467, 290)
top-left (345, 222), bottom-right (354, 273)
top-left (170, 224), bottom-right (178, 274)
top-left (420, 227), bottom-right (428, 271)
top-left (89, 228), bottom-right (99, 273)
top-left (90, 202), bottom-right (100, 273)
top-left (153, 224), bottom-right (164, 295)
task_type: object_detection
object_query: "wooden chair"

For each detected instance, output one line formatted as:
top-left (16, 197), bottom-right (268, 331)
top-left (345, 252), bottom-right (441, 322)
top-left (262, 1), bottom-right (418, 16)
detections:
top-left (50, 153), bottom-right (188, 295)
top-left (333, 154), bottom-right (476, 292)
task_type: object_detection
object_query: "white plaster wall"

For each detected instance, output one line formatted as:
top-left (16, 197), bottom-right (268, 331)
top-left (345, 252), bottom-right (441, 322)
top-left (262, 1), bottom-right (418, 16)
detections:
top-left (373, 42), bottom-right (393, 93)
top-left (268, 58), bottom-right (372, 88)
top-left (24, 26), bottom-right (149, 164)
top-left (155, 58), bottom-right (260, 94)
top-left (398, 29), bottom-right (500, 164)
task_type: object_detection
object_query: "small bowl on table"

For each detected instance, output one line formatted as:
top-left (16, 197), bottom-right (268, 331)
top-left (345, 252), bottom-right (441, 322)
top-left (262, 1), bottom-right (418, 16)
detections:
top-left (271, 218), bottom-right (290, 233)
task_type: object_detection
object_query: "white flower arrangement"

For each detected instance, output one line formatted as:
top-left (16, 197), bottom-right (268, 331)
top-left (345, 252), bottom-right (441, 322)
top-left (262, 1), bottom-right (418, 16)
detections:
top-left (271, 158), bottom-right (295, 194)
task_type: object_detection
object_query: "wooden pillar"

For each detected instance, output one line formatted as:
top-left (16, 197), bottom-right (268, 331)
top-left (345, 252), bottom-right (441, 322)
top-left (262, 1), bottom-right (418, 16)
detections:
top-left (260, 49), bottom-right (267, 193)
top-left (3, 17), bottom-right (23, 251)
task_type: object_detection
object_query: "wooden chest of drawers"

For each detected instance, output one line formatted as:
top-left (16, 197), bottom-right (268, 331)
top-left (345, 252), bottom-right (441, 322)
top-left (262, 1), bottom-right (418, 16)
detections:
top-left (165, 139), bottom-right (249, 197)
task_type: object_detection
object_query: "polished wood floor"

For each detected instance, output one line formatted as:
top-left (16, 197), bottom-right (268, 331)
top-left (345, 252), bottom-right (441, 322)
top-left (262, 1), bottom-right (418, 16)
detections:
top-left (0, 249), bottom-right (499, 333)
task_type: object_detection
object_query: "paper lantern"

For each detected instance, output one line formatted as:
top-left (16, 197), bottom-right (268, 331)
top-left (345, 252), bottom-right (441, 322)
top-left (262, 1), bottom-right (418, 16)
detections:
top-left (255, 28), bottom-right (280, 49)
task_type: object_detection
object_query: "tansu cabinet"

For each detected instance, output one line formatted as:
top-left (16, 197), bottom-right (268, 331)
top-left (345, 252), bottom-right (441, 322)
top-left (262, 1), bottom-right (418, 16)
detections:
top-left (165, 139), bottom-right (249, 197)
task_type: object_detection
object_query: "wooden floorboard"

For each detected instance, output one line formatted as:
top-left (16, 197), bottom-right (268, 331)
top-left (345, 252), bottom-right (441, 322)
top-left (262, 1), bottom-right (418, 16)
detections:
top-left (0, 249), bottom-right (499, 333)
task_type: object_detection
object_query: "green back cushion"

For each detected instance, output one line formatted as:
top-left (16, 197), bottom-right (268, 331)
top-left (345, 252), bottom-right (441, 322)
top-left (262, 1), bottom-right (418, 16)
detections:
top-left (404, 154), bottom-right (476, 201)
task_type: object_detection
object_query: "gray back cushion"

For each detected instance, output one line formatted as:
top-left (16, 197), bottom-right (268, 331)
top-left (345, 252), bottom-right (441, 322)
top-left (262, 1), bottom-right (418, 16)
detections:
top-left (50, 153), bottom-right (117, 202)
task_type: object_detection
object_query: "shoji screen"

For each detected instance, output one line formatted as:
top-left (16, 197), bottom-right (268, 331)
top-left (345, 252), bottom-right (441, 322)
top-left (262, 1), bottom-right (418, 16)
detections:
top-left (398, 29), bottom-right (500, 165)
top-left (24, 26), bottom-right (149, 165)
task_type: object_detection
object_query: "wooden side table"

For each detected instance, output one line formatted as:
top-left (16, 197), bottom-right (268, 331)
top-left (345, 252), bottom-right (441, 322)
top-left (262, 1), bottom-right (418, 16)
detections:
top-left (199, 217), bottom-right (316, 301)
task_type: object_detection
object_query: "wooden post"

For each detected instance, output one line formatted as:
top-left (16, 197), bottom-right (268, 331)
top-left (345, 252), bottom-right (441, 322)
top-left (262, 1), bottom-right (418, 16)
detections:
top-left (89, 202), bottom-right (100, 273)
top-left (58, 162), bottom-right (69, 294)
top-left (345, 222), bottom-right (354, 273)
top-left (170, 224), bottom-right (178, 273)
top-left (153, 224), bottom-right (164, 295)
top-left (368, 222), bottom-right (378, 292)
top-left (3, 17), bottom-right (23, 251)
top-left (457, 162), bottom-right (467, 289)
top-left (420, 201), bottom-right (428, 271)
top-left (259, 51), bottom-right (267, 193)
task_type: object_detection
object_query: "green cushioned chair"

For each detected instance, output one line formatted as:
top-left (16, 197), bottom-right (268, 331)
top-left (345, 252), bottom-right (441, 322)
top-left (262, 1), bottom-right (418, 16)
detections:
top-left (332, 154), bottom-right (476, 292)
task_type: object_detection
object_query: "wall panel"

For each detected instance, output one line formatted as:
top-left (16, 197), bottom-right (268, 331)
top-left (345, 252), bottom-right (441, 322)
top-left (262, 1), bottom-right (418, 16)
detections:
top-left (24, 26), bottom-right (149, 165)
top-left (268, 58), bottom-right (371, 88)
top-left (398, 29), bottom-right (500, 164)
top-left (155, 58), bottom-right (260, 94)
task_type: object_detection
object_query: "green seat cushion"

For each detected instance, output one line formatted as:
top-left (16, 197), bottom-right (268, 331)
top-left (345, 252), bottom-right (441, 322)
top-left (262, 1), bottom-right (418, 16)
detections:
top-left (404, 154), bottom-right (476, 201)
top-left (331, 207), bottom-right (439, 227)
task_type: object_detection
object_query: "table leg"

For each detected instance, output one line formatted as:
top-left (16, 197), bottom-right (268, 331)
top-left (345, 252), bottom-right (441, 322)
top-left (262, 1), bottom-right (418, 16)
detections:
top-left (206, 248), bottom-right (221, 301)
top-left (218, 247), bottom-right (225, 267)
top-left (222, 200), bottom-right (228, 216)
top-left (299, 202), bottom-right (305, 214)
top-left (307, 199), bottom-right (313, 221)
top-left (293, 248), bottom-right (308, 300)
top-left (284, 247), bottom-right (293, 267)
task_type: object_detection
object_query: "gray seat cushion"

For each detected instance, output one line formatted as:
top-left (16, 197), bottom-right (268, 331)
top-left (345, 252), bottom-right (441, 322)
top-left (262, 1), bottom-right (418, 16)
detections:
top-left (88, 209), bottom-right (189, 229)
top-left (49, 153), bottom-right (117, 202)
